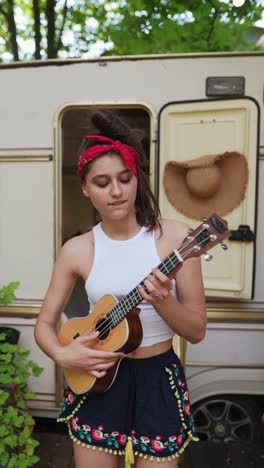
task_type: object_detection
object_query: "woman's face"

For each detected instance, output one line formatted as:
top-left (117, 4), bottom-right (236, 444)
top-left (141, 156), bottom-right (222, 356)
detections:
top-left (82, 153), bottom-right (138, 222)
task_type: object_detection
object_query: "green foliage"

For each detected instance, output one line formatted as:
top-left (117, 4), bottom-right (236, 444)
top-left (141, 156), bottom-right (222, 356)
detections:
top-left (0, 333), bottom-right (43, 467)
top-left (101, 0), bottom-right (264, 55)
top-left (0, 282), bottom-right (20, 306)
top-left (0, 0), bottom-right (108, 61)
top-left (0, 0), bottom-right (263, 61)
top-left (0, 283), bottom-right (43, 467)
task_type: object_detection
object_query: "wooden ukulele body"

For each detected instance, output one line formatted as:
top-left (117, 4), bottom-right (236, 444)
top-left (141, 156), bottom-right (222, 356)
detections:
top-left (58, 294), bottom-right (143, 394)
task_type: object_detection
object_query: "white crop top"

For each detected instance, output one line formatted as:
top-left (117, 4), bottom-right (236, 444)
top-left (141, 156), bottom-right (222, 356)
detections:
top-left (85, 223), bottom-right (176, 347)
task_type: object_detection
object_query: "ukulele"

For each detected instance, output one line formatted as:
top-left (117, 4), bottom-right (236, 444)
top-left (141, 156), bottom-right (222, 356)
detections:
top-left (58, 213), bottom-right (230, 394)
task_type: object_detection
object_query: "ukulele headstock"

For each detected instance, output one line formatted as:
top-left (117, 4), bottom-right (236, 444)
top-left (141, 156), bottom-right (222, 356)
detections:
top-left (180, 213), bottom-right (230, 261)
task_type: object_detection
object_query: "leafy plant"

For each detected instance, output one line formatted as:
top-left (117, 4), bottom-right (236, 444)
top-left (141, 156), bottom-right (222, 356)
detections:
top-left (0, 282), bottom-right (20, 306)
top-left (0, 283), bottom-right (43, 467)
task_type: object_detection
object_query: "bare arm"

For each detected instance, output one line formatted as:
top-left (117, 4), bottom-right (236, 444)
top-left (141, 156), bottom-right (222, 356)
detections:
top-left (138, 221), bottom-right (207, 344)
top-left (35, 238), bottom-right (124, 377)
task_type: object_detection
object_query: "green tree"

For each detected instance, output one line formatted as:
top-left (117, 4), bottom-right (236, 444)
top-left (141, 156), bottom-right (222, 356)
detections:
top-left (0, 0), bottom-right (19, 60)
top-left (0, 0), bottom-right (107, 61)
top-left (0, 0), bottom-right (263, 61)
top-left (100, 0), bottom-right (264, 55)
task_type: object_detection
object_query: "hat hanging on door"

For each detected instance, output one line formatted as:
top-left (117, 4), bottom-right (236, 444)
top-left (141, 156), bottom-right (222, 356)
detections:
top-left (163, 151), bottom-right (248, 220)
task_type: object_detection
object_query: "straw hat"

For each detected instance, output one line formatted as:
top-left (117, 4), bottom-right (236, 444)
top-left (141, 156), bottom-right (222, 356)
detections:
top-left (163, 151), bottom-right (248, 220)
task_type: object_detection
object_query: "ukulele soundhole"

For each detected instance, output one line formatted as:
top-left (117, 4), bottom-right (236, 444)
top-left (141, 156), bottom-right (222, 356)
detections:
top-left (96, 317), bottom-right (111, 340)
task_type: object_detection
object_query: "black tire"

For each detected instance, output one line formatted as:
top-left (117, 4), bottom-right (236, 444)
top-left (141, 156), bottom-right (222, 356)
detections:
top-left (192, 395), bottom-right (262, 444)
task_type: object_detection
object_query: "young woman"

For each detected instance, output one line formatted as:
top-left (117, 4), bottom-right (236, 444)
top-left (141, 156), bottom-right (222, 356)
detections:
top-left (35, 110), bottom-right (207, 468)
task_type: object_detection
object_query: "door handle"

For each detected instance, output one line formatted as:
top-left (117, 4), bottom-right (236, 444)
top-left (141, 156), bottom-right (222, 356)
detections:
top-left (229, 225), bottom-right (255, 242)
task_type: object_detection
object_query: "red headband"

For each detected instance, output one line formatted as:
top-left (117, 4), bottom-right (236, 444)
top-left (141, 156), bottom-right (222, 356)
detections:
top-left (77, 135), bottom-right (140, 179)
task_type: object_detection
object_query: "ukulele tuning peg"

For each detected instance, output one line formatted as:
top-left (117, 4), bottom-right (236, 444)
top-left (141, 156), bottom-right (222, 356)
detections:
top-left (201, 216), bottom-right (207, 222)
top-left (221, 242), bottom-right (228, 251)
top-left (188, 228), bottom-right (194, 233)
top-left (204, 252), bottom-right (213, 261)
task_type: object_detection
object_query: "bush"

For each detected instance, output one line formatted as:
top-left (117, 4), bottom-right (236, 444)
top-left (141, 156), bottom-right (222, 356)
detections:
top-left (0, 283), bottom-right (43, 467)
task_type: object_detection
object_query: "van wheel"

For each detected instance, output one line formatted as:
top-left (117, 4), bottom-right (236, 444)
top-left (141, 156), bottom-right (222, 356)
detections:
top-left (192, 396), bottom-right (262, 443)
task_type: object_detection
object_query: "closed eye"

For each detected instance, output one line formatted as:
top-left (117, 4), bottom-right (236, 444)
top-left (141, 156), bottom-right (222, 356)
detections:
top-left (119, 176), bottom-right (132, 184)
top-left (96, 182), bottom-right (108, 188)
top-left (92, 169), bottom-right (133, 187)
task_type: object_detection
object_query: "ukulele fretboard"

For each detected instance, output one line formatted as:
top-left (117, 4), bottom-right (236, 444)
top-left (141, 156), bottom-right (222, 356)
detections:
top-left (108, 250), bottom-right (182, 329)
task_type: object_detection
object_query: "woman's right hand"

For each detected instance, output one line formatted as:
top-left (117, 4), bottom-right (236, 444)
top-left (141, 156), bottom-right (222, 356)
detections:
top-left (56, 332), bottom-right (125, 378)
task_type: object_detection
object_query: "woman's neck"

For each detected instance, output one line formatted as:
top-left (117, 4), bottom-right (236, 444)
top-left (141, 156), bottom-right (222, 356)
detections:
top-left (100, 217), bottom-right (141, 241)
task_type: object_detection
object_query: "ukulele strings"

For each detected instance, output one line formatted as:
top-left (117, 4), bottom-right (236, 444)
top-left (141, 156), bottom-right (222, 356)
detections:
top-left (81, 227), bottom-right (212, 339)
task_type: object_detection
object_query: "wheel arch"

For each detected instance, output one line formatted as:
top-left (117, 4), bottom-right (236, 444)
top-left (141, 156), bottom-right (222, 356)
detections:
top-left (187, 367), bottom-right (264, 405)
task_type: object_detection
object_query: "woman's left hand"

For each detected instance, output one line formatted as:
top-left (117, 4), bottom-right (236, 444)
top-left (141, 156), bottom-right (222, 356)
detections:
top-left (137, 268), bottom-right (173, 305)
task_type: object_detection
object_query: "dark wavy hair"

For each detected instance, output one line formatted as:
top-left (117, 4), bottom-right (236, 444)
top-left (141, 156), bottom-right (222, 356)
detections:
top-left (79, 109), bottom-right (161, 232)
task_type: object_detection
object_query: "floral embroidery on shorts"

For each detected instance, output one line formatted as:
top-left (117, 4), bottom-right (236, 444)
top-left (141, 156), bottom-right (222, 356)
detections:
top-left (69, 417), bottom-right (190, 455)
top-left (61, 389), bottom-right (76, 411)
top-left (70, 417), bottom-right (127, 449)
top-left (167, 363), bottom-right (196, 433)
top-left (132, 428), bottom-right (187, 455)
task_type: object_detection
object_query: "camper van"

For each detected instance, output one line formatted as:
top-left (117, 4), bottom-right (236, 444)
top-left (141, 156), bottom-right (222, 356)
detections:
top-left (0, 52), bottom-right (263, 444)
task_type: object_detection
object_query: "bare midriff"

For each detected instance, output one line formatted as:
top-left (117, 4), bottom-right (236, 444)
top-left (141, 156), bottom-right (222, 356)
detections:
top-left (126, 338), bottom-right (173, 359)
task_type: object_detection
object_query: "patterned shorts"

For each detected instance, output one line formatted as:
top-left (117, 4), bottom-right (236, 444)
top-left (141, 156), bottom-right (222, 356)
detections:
top-left (57, 347), bottom-right (198, 463)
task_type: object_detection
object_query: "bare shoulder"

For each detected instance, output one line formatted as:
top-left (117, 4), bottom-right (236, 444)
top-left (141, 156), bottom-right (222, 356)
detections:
top-left (160, 218), bottom-right (190, 245)
top-left (57, 231), bottom-right (94, 279)
top-left (155, 218), bottom-right (190, 258)
top-left (61, 231), bottom-right (94, 256)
